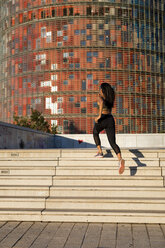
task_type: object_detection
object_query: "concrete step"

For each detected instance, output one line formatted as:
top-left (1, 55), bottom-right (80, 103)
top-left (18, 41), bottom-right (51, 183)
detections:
top-left (0, 176), bottom-right (52, 186)
top-left (53, 176), bottom-right (163, 187)
top-left (61, 150), bottom-right (160, 158)
top-left (0, 160), bottom-right (58, 166)
top-left (0, 149), bottom-right (164, 159)
top-left (0, 209), bottom-right (165, 223)
top-left (0, 197), bottom-right (45, 209)
top-left (160, 158), bottom-right (165, 167)
top-left (56, 166), bottom-right (161, 176)
top-left (58, 158), bottom-right (160, 167)
top-left (0, 186), bottom-right (49, 197)
top-left (50, 186), bottom-right (165, 198)
top-left (45, 197), bottom-right (165, 211)
top-left (0, 166), bottom-right (56, 176)
top-left (42, 209), bottom-right (165, 223)
top-left (0, 150), bottom-right (60, 158)
top-left (0, 209), bottom-right (42, 221)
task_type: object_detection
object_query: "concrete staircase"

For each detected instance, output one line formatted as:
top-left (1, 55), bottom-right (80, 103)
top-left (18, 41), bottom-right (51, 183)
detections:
top-left (0, 149), bottom-right (165, 223)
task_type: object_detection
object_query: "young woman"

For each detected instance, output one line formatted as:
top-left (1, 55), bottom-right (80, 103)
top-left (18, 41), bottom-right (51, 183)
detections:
top-left (93, 82), bottom-right (125, 174)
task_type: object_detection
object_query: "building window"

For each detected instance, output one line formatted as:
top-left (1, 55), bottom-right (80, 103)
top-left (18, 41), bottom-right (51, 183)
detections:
top-left (63, 8), bottom-right (67, 16)
top-left (87, 35), bottom-right (92, 40)
top-left (81, 40), bottom-right (86, 46)
top-left (82, 80), bottom-right (86, 90)
top-left (87, 74), bottom-right (92, 80)
top-left (87, 7), bottom-right (92, 16)
top-left (63, 36), bottom-right (68, 41)
top-left (81, 29), bottom-right (86, 34)
top-left (93, 80), bottom-right (99, 85)
top-left (81, 108), bottom-right (86, 113)
top-left (99, 63), bottom-right (104, 68)
top-left (75, 63), bottom-right (80, 68)
top-left (63, 80), bottom-right (68, 85)
top-left (69, 97), bottom-right (74, 102)
top-left (57, 97), bottom-right (63, 102)
top-left (63, 120), bottom-right (69, 131)
top-left (52, 9), bottom-right (55, 17)
top-left (99, 35), bottom-right (104, 41)
top-left (75, 103), bottom-right (80, 107)
top-left (93, 102), bottom-right (98, 108)
top-left (87, 24), bottom-right (92, 29)
top-left (57, 31), bottom-right (63, 37)
top-left (93, 52), bottom-right (98, 57)
top-left (69, 74), bottom-right (74, 79)
top-left (81, 96), bottom-right (87, 102)
top-left (75, 30), bottom-right (80, 35)
top-left (99, 24), bottom-right (104, 29)
top-left (69, 64), bottom-right (74, 69)
top-left (41, 27), bottom-right (46, 38)
top-left (69, 8), bottom-right (73, 16)
top-left (87, 57), bottom-right (92, 63)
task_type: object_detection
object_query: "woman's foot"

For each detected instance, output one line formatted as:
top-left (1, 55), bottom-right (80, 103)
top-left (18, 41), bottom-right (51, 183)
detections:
top-left (119, 159), bottom-right (125, 174)
top-left (95, 152), bottom-right (103, 158)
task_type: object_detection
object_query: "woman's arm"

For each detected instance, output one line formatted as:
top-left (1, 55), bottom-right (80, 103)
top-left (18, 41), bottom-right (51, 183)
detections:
top-left (95, 97), bottom-right (103, 123)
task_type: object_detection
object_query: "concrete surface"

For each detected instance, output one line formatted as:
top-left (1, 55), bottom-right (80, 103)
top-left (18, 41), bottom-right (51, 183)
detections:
top-left (0, 222), bottom-right (164, 248)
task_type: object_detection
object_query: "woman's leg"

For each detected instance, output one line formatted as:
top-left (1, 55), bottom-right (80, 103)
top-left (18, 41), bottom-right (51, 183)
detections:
top-left (105, 116), bottom-right (125, 174)
top-left (93, 122), bottom-right (104, 154)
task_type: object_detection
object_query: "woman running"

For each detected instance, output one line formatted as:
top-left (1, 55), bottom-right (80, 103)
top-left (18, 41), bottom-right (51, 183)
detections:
top-left (93, 82), bottom-right (125, 174)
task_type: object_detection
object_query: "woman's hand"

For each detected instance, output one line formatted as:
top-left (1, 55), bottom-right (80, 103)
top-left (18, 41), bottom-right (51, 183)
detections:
top-left (95, 116), bottom-right (100, 123)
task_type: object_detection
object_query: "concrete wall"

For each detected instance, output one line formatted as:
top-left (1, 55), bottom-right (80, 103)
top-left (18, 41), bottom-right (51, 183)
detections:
top-left (54, 134), bottom-right (165, 149)
top-left (0, 121), bottom-right (55, 149)
top-left (0, 121), bottom-right (164, 149)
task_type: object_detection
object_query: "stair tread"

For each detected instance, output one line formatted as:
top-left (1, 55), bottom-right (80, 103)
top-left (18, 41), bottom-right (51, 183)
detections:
top-left (46, 197), bottom-right (165, 202)
top-left (53, 175), bottom-right (162, 179)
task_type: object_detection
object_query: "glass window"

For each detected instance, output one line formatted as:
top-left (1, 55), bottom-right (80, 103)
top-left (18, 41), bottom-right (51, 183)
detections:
top-left (69, 52), bottom-right (74, 57)
top-left (69, 97), bottom-right (74, 102)
top-left (99, 24), bottom-right (104, 29)
top-left (81, 29), bottom-right (86, 34)
top-left (93, 52), bottom-right (98, 57)
top-left (87, 35), bottom-right (92, 40)
top-left (63, 36), bottom-right (68, 41)
top-left (87, 7), bottom-right (92, 16)
top-left (81, 96), bottom-right (87, 102)
top-left (87, 57), bottom-right (92, 62)
top-left (87, 24), bottom-right (92, 29)
top-left (57, 31), bottom-right (63, 36)
top-left (63, 25), bottom-right (68, 30)
top-left (75, 103), bottom-right (80, 107)
top-left (75, 63), bottom-right (80, 68)
top-left (99, 35), bottom-right (104, 41)
top-left (75, 30), bottom-right (80, 35)
top-left (87, 74), bottom-right (93, 79)
top-left (63, 8), bottom-right (67, 16)
top-left (93, 80), bottom-right (99, 85)
top-left (93, 102), bottom-right (98, 108)
top-left (63, 80), bottom-right (68, 85)
top-left (69, 74), bottom-right (74, 79)
top-left (81, 40), bottom-right (86, 46)
top-left (82, 80), bottom-right (86, 90)
top-left (69, 8), bottom-right (73, 16)
top-left (99, 63), bottom-right (104, 68)
top-left (69, 64), bottom-right (74, 69)
top-left (81, 108), bottom-right (86, 113)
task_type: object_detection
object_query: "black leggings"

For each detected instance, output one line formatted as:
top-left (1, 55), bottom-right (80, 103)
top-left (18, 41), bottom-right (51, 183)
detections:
top-left (93, 114), bottom-right (121, 155)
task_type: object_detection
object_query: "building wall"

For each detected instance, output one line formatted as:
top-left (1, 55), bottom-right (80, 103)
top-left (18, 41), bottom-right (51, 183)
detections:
top-left (0, 0), bottom-right (165, 134)
top-left (0, 121), bottom-right (55, 149)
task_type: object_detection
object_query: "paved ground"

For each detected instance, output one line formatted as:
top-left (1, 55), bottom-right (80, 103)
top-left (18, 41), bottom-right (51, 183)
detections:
top-left (0, 222), bottom-right (165, 248)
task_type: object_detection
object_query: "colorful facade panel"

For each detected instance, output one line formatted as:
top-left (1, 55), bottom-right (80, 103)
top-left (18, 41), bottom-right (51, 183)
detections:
top-left (0, 0), bottom-right (164, 133)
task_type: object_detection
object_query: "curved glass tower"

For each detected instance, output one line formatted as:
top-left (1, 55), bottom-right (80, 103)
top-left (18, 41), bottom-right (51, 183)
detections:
top-left (0, 0), bottom-right (164, 133)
